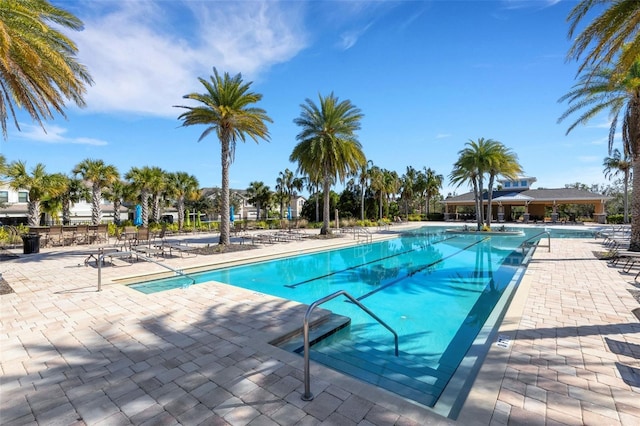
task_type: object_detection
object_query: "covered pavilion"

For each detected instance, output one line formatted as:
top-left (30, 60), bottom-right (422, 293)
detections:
top-left (443, 177), bottom-right (610, 224)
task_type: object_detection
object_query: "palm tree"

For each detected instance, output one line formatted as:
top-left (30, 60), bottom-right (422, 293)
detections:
top-left (73, 159), bottom-right (119, 225)
top-left (559, 59), bottom-right (640, 249)
top-left (276, 168), bottom-right (304, 219)
top-left (176, 68), bottom-right (272, 245)
top-left (166, 172), bottom-right (200, 230)
top-left (566, 0), bottom-right (640, 80)
top-left (6, 161), bottom-right (65, 226)
top-left (103, 180), bottom-right (131, 225)
top-left (603, 148), bottom-right (632, 223)
top-left (291, 93), bottom-right (365, 234)
top-left (358, 160), bottom-right (373, 221)
top-left (484, 145), bottom-right (522, 227)
top-left (146, 167), bottom-right (167, 223)
top-left (0, 0), bottom-right (93, 139)
top-left (59, 175), bottom-right (89, 225)
top-left (450, 145), bottom-right (483, 230)
top-left (400, 166), bottom-right (418, 218)
top-left (423, 167), bottom-right (444, 218)
top-left (125, 166), bottom-right (159, 227)
top-left (369, 166), bottom-right (386, 220)
top-left (246, 181), bottom-right (271, 220)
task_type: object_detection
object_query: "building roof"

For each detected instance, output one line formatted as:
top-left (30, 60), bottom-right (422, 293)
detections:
top-left (444, 187), bottom-right (610, 204)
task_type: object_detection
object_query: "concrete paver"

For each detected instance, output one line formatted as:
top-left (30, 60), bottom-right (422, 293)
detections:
top-left (1, 224), bottom-right (639, 425)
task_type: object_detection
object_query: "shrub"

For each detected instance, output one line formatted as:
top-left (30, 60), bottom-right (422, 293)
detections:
top-left (607, 214), bottom-right (624, 224)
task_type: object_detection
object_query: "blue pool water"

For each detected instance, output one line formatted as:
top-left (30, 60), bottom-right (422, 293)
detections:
top-left (128, 226), bottom-right (595, 414)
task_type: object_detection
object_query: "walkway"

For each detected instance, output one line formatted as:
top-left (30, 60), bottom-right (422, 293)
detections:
top-left (1, 226), bottom-right (639, 425)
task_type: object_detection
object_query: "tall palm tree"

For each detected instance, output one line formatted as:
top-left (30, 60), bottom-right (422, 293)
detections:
top-left (73, 159), bottom-right (119, 225)
top-left (484, 144), bottom-right (522, 227)
top-left (246, 181), bottom-right (271, 220)
top-left (369, 166), bottom-right (386, 220)
top-left (400, 166), bottom-right (418, 218)
top-left (603, 148), bottom-right (632, 223)
top-left (166, 172), bottom-right (200, 230)
top-left (559, 59), bottom-right (640, 248)
top-left (358, 160), bottom-right (373, 221)
top-left (450, 145), bottom-right (483, 230)
top-left (125, 166), bottom-right (158, 227)
top-left (423, 167), bottom-right (444, 217)
top-left (146, 167), bottom-right (167, 223)
top-left (176, 68), bottom-right (272, 245)
top-left (0, 0), bottom-right (93, 138)
top-left (566, 0), bottom-right (640, 80)
top-left (291, 93), bottom-right (365, 234)
top-left (6, 161), bottom-right (65, 226)
top-left (103, 180), bottom-right (132, 225)
top-left (58, 175), bottom-right (88, 225)
top-left (276, 168), bottom-right (304, 219)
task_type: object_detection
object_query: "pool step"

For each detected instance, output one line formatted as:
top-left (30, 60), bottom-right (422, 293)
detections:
top-left (309, 335), bottom-right (453, 407)
top-left (271, 313), bottom-right (351, 353)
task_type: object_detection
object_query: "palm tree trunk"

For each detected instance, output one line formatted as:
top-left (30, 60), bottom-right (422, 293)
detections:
top-left (28, 201), bottom-right (40, 227)
top-left (485, 175), bottom-right (495, 228)
top-left (92, 185), bottom-right (102, 225)
top-left (360, 187), bottom-right (365, 221)
top-left (113, 199), bottom-right (121, 224)
top-left (630, 156), bottom-right (640, 251)
top-left (220, 139), bottom-right (231, 245)
top-left (141, 191), bottom-right (149, 227)
top-left (321, 175), bottom-right (331, 235)
top-left (624, 170), bottom-right (630, 224)
top-left (177, 197), bottom-right (185, 230)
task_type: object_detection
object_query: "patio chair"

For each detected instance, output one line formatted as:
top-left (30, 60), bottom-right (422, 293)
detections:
top-left (131, 227), bottom-right (163, 257)
top-left (159, 241), bottom-right (198, 258)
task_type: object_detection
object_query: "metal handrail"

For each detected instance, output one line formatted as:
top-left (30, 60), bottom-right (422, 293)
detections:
top-left (301, 290), bottom-right (399, 401)
top-left (353, 227), bottom-right (373, 243)
top-left (97, 251), bottom-right (196, 291)
top-left (520, 231), bottom-right (551, 254)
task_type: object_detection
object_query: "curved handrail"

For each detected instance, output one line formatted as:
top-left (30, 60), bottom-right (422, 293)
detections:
top-left (520, 231), bottom-right (550, 254)
top-left (301, 289), bottom-right (398, 401)
top-left (97, 251), bottom-right (196, 291)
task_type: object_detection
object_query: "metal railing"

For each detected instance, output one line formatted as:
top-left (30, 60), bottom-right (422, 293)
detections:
top-left (520, 231), bottom-right (551, 254)
top-left (301, 290), bottom-right (398, 401)
top-left (97, 251), bottom-right (195, 291)
top-left (352, 227), bottom-right (373, 243)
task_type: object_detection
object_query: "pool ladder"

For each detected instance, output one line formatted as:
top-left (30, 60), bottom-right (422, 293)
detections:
top-left (520, 231), bottom-right (551, 254)
top-left (301, 290), bottom-right (399, 401)
top-left (96, 251), bottom-right (196, 291)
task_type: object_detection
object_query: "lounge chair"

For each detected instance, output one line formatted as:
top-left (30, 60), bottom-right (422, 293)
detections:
top-left (160, 242), bottom-right (198, 258)
top-left (131, 227), bottom-right (164, 257)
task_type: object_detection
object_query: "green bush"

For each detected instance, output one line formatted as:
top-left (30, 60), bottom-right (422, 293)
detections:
top-left (607, 214), bottom-right (624, 224)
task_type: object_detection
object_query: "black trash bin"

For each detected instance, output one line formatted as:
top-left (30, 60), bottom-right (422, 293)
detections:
top-left (22, 234), bottom-right (41, 254)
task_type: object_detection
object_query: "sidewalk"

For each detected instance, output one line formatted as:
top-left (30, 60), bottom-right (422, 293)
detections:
top-left (1, 228), bottom-right (639, 425)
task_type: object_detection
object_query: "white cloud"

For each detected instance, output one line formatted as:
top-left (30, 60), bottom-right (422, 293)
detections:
top-left (436, 133), bottom-right (452, 139)
top-left (14, 123), bottom-right (108, 146)
top-left (338, 23), bottom-right (372, 50)
top-left (74, 1), bottom-right (308, 117)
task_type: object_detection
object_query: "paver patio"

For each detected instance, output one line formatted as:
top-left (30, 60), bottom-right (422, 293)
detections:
top-left (1, 224), bottom-right (639, 425)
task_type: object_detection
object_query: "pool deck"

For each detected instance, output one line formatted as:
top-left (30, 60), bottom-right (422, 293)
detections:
top-left (1, 223), bottom-right (639, 425)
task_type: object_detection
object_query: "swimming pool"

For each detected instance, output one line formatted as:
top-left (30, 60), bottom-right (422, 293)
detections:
top-left (128, 225), bottom-right (595, 417)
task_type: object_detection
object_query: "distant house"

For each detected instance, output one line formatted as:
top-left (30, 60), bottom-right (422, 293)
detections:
top-left (443, 177), bottom-right (610, 224)
top-left (0, 184), bottom-right (128, 225)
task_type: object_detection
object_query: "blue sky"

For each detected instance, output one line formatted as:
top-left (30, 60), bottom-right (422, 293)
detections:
top-left (1, 0), bottom-right (616, 198)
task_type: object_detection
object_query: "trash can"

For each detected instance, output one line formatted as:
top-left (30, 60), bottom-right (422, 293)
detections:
top-left (22, 234), bottom-right (41, 254)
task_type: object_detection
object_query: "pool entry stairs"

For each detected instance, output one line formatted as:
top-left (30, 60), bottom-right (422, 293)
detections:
top-left (308, 329), bottom-right (452, 407)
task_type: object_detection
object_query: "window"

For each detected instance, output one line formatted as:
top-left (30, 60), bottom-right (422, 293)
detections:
top-left (520, 180), bottom-right (528, 187)
top-left (504, 182), bottom-right (511, 188)
top-left (0, 191), bottom-right (7, 203)
top-left (18, 192), bottom-right (28, 202)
